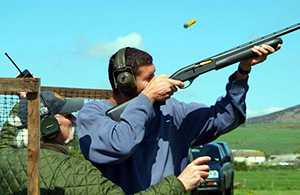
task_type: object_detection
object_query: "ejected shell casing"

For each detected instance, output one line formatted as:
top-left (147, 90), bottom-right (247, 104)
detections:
top-left (184, 19), bottom-right (196, 28)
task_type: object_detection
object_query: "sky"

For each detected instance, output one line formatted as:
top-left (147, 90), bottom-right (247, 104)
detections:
top-left (1, 0), bottom-right (300, 118)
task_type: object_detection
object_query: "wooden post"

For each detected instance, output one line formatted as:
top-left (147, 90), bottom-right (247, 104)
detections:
top-left (0, 78), bottom-right (41, 195)
top-left (0, 78), bottom-right (113, 194)
top-left (0, 78), bottom-right (40, 92)
top-left (40, 86), bottom-right (112, 99)
top-left (0, 85), bottom-right (113, 99)
top-left (27, 90), bottom-right (40, 195)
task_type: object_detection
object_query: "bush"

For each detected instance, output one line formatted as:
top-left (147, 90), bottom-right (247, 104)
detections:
top-left (234, 161), bottom-right (248, 171)
top-left (68, 137), bottom-right (85, 160)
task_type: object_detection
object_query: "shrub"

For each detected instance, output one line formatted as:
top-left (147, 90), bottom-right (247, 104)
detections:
top-left (234, 161), bottom-right (248, 171)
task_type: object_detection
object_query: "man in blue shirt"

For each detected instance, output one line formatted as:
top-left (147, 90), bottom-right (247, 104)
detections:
top-left (77, 45), bottom-right (280, 194)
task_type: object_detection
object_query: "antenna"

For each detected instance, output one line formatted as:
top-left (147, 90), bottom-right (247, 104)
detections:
top-left (5, 53), bottom-right (32, 78)
top-left (5, 53), bottom-right (23, 74)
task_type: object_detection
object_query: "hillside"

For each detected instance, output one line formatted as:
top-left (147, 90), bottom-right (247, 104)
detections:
top-left (247, 104), bottom-right (300, 124)
top-left (216, 122), bottom-right (300, 155)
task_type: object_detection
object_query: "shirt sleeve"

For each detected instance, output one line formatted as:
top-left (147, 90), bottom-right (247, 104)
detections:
top-left (76, 94), bottom-right (154, 164)
top-left (171, 76), bottom-right (248, 147)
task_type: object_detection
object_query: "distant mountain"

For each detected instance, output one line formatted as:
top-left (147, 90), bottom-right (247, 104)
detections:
top-left (246, 104), bottom-right (300, 124)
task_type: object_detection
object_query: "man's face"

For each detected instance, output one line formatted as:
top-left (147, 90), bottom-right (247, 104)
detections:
top-left (55, 113), bottom-right (76, 144)
top-left (134, 64), bottom-right (155, 94)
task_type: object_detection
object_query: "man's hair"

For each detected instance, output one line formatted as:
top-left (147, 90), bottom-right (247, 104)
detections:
top-left (108, 47), bottom-right (153, 93)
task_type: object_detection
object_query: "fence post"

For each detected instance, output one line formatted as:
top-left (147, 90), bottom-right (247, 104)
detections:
top-left (271, 179), bottom-right (274, 189)
top-left (27, 90), bottom-right (41, 195)
top-left (0, 77), bottom-right (41, 195)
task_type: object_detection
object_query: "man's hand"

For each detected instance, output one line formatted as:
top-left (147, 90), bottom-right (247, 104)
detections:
top-left (17, 92), bottom-right (27, 101)
top-left (15, 73), bottom-right (34, 101)
top-left (236, 44), bottom-right (281, 79)
top-left (141, 74), bottom-right (184, 103)
top-left (177, 156), bottom-right (211, 192)
top-left (241, 44), bottom-right (281, 67)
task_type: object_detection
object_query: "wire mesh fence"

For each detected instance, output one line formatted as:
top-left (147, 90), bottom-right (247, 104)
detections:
top-left (0, 86), bottom-right (112, 132)
top-left (0, 93), bottom-right (19, 131)
top-left (0, 78), bottom-right (112, 194)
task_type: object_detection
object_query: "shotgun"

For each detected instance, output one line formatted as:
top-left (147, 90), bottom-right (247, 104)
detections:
top-left (107, 22), bottom-right (300, 121)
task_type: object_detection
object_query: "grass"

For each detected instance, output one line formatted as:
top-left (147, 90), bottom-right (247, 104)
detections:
top-left (234, 189), bottom-right (300, 195)
top-left (234, 170), bottom-right (300, 195)
top-left (235, 171), bottom-right (300, 190)
top-left (216, 122), bottom-right (300, 155)
top-left (217, 123), bottom-right (300, 194)
top-left (233, 166), bottom-right (300, 195)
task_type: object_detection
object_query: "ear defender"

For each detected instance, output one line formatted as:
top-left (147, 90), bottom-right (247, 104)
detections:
top-left (40, 115), bottom-right (60, 140)
top-left (112, 48), bottom-right (137, 95)
top-left (39, 94), bottom-right (60, 140)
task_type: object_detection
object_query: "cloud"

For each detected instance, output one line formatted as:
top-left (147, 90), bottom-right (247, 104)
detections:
top-left (77, 32), bottom-right (145, 58)
top-left (247, 106), bottom-right (286, 118)
top-left (248, 33), bottom-right (259, 40)
top-left (53, 59), bottom-right (61, 68)
top-left (175, 90), bottom-right (196, 98)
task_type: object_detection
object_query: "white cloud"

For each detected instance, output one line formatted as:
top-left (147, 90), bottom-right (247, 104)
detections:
top-left (83, 32), bottom-right (145, 58)
top-left (53, 59), bottom-right (61, 68)
top-left (246, 106), bottom-right (286, 118)
top-left (174, 89), bottom-right (196, 98)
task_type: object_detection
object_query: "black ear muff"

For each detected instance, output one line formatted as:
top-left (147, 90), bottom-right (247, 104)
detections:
top-left (40, 115), bottom-right (60, 140)
top-left (113, 48), bottom-right (137, 95)
top-left (40, 94), bottom-right (60, 140)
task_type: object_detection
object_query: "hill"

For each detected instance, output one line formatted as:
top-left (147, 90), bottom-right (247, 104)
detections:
top-left (246, 104), bottom-right (300, 124)
top-left (216, 122), bottom-right (300, 155)
top-left (217, 104), bottom-right (300, 155)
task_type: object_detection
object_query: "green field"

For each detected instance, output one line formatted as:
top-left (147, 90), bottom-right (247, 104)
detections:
top-left (216, 123), bottom-right (300, 155)
top-left (234, 189), bottom-right (300, 195)
top-left (216, 123), bottom-right (300, 194)
top-left (234, 166), bottom-right (300, 195)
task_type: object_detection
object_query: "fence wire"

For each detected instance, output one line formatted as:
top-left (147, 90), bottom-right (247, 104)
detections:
top-left (0, 85), bottom-right (112, 194)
